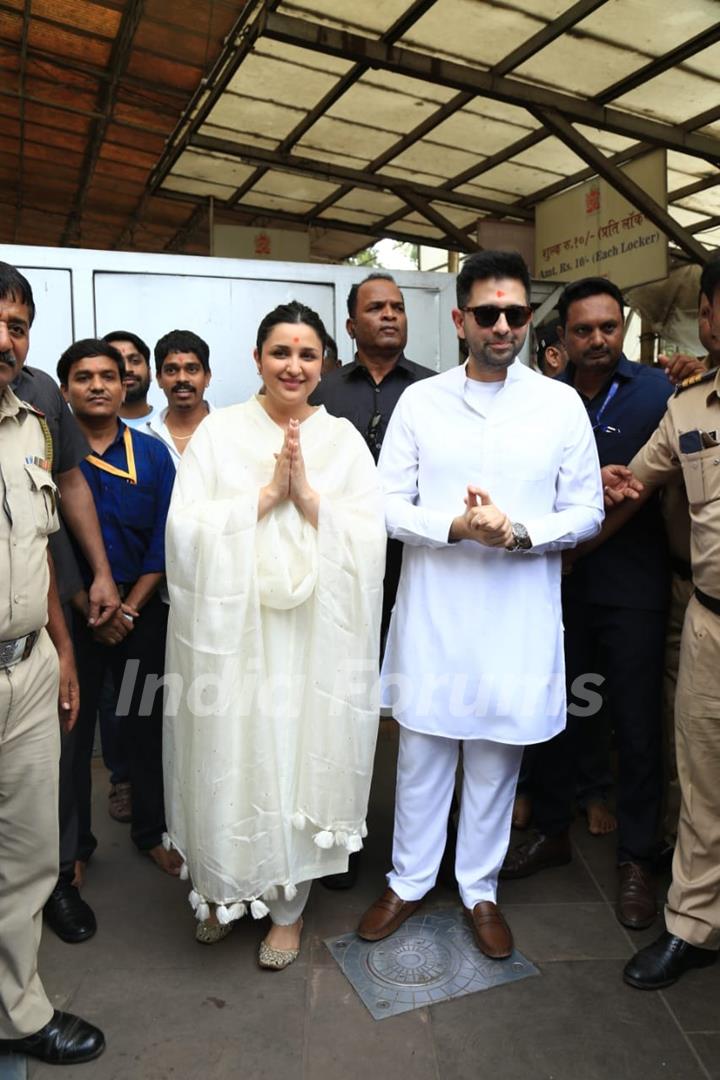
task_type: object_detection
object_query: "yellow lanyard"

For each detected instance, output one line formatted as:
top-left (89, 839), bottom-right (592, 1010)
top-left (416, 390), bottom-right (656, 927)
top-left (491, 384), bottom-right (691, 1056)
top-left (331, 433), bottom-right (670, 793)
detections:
top-left (86, 426), bottom-right (137, 485)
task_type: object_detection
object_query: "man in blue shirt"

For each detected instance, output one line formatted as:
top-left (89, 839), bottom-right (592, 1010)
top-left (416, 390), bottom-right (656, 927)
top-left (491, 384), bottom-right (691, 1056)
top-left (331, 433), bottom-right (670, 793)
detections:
top-left (57, 339), bottom-right (179, 891)
top-left (502, 277), bottom-right (673, 930)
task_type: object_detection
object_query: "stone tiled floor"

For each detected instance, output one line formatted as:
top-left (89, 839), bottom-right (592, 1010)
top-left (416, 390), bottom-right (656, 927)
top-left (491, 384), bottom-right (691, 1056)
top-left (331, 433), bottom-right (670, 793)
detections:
top-left (27, 720), bottom-right (719, 1080)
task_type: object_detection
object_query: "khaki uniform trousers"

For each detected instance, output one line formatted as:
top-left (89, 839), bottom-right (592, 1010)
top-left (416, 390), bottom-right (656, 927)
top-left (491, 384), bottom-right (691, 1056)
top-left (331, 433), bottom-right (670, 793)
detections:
top-left (662, 574), bottom-right (694, 840)
top-left (665, 594), bottom-right (720, 950)
top-left (0, 629), bottom-right (59, 1037)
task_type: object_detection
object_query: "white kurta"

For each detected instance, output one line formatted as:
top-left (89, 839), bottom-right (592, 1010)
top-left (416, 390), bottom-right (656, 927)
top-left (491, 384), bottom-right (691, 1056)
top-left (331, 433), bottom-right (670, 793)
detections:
top-left (163, 399), bottom-right (386, 921)
top-left (379, 359), bottom-right (604, 744)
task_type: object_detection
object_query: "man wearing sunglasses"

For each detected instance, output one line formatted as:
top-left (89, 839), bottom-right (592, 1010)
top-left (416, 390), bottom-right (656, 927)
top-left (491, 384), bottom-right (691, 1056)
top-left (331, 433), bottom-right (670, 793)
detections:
top-left (311, 272), bottom-right (433, 889)
top-left (502, 277), bottom-right (679, 932)
top-left (358, 251), bottom-right (604, 960)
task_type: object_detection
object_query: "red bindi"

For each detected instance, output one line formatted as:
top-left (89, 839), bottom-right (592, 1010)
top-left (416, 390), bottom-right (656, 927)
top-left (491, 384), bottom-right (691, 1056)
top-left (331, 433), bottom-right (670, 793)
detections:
top-left (496, 290), bottom-right (505, 297)
top-left (293, 336), bottom-right (299, 342)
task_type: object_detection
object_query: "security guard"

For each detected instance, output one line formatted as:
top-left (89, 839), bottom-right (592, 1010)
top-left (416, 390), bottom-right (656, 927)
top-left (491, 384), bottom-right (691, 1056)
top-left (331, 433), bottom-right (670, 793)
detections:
top-left (616, 357), bottom-right (720, 989)
top-left (600, 259), bottom-right (720, 989)
top-left (0, 338), bottom-right (104, 1062)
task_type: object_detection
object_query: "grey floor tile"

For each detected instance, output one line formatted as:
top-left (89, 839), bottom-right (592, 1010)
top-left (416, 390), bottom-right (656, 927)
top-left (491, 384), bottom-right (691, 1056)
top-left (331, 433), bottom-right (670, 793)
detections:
top-left (689, 1034), bottom-right (720, 1079)
top-left (28, 737), bottom-right (717, 1080)
top-left (498, 855), bottom-right (601, 906)
top-left (29, 957), bottom-right (307, 1080)
top-left (428, 959), bottom-right (708, 1080)
top-left (504, 901), bottom-right (632, 962)
top-left (304, 963), bottom-right (438, 1080)
top-left (660, 959), bottom-right (720, 1034)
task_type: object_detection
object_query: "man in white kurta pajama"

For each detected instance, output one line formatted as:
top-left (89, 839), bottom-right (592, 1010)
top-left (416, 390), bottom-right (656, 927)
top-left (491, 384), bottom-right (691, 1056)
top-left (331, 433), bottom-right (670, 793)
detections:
top-left (358, 251), bottom-right (604, 958)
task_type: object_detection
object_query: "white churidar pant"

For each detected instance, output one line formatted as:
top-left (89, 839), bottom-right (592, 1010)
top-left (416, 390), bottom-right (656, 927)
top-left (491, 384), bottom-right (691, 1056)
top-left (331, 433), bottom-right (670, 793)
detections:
top-left (267, 881), bottom-right (312, 926)
top-left (388, 728), bottom-right (523, 909)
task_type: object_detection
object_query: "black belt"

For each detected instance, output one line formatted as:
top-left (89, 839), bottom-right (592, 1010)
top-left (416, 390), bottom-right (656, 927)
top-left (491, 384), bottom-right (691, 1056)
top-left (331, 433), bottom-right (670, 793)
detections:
top-left (671, 557), bottom-right (693, 582)
top-left (695, 588), bottom-right (720, 616)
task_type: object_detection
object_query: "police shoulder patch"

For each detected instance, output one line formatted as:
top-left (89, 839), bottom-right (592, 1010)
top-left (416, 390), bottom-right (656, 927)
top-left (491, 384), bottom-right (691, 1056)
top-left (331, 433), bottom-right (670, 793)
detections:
top-left (673, 368), bottom-right (716, 396)
top-left (20, 401), bottom-right (54, 470)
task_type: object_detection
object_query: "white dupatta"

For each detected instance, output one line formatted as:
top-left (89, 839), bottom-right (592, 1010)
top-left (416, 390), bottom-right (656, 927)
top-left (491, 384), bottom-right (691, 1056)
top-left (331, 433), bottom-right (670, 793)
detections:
top-left (163, 398), bottom-right (386, 922)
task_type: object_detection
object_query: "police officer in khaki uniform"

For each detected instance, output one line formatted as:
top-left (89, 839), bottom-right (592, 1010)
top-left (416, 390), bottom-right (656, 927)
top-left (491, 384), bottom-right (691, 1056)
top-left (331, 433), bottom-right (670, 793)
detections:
top-left (0, 292), bottom-right (104, 1064)
top-left (603, 257), bottom-right (720, 989)
top-left (656, 296), bottom-right (720, 851)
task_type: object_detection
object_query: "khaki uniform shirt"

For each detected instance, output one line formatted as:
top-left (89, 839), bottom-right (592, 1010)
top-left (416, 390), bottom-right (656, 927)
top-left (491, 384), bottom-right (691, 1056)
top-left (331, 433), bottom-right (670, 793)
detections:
top-left (630, 367), bottom-right (720, 599)
top-left (0, 387), bottom-right (59, 639)
top-left (662, 481), bottom-right (692, 566)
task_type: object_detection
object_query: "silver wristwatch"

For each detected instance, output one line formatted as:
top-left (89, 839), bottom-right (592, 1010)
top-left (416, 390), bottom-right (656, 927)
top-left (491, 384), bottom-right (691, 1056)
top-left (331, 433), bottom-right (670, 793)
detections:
top-left (507, 521), bottom-right (532, 551)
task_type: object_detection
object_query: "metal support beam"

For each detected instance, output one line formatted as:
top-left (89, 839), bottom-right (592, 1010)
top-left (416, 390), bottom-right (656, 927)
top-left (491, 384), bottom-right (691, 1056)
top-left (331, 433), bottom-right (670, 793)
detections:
top-left (451, 29), bottom-right (720, 208)
top-left (305, 90), bottom-right (477, 221)
top-left (263, 13), bottom-right (720, 163)
top-left (0, 87), bottom-right (170, 133)
top-left (595, 21), bottom-right (720, 105)
top-left (492, 0), bottom-right (609, 76)
top-left (516, 143), bottom-right (651, 209)
top-left (60, 0), bottom-right (145, 247)
top-left (517, 105), bottom-right (720, 211)
top-left (398, 188), bottom-right (480, 252)
top-left (689, 214), bottom-right (720, 236)
top-left (534, 108), bottom-right (710, 263)
top-left (295, 0), bottom-right (603, 233)
top-left (670, 173), bottom-right (720, 202)
top-left (148, 0), bottom-right (269, 195)
top-left (227, 0), bottom-right (440, 209)
top-left (165, 200), bottom-right (209, 253)
top-left (158, 189), bottom-right (469, 252)
top-left (189, 133), bottom-right (533, 219)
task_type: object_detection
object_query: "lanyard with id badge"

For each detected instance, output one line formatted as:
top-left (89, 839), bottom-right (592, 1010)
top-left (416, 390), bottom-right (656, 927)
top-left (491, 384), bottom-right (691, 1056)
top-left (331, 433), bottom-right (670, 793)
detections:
top-left (590, 378), bottom-right (621, 435)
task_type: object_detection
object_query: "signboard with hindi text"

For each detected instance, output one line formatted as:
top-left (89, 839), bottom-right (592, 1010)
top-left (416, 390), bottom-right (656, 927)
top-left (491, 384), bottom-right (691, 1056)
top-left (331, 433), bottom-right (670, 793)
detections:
top-left (534, 150), bottom-right (668, 290)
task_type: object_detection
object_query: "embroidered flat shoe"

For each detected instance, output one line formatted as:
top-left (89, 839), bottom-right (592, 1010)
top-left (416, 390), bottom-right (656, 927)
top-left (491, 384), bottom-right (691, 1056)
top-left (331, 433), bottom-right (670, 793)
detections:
top-left (195, 920), bottom-right (234, 945)
top-left (258, 939), bottom-right (300, 970)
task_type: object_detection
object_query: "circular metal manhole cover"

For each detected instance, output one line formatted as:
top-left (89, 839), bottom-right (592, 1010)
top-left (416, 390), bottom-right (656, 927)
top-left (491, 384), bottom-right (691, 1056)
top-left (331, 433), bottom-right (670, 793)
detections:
top-left (366, 935), bottom-right (459, 987)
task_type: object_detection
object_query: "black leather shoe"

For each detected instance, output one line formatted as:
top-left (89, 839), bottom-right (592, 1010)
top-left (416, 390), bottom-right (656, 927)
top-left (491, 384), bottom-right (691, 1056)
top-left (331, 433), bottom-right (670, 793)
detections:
top-left (623, 931), bottom-right (718, 990)
top-left (44, 879), bottom-right (97, 943)
top-left (0, 1010), bottom-right (105, 1064)
top-left (321, 851), bottom-right (360, 890)
top-left (500, 830), bottom-right (572, 880)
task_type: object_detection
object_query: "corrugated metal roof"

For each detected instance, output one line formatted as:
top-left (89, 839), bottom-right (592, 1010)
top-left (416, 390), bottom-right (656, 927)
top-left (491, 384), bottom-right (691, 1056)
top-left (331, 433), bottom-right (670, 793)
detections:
top-left (0, 0), bottom-right (718, 263)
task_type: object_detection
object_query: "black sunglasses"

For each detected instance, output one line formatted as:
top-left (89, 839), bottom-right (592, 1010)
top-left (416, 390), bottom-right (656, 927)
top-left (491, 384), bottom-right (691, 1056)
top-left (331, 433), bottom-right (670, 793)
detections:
top-left (462, 304), bottom-right (532, 329)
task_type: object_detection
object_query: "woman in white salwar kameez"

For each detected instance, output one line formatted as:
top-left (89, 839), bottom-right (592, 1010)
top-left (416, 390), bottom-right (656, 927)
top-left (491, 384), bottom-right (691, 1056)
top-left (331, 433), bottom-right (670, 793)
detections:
top-left (163, 302), bottom-right (386, 967)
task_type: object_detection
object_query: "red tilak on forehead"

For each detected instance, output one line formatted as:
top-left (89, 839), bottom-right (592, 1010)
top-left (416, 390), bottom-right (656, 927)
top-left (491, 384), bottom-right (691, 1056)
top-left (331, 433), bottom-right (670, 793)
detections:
top-left (496, 290), bottom-right (505, 298)
top-left (293, 336), bottom-right (299, 342)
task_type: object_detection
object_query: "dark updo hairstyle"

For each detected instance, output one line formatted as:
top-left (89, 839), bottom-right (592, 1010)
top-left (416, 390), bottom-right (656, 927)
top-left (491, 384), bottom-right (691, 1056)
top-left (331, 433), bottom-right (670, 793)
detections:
top-left (256, 300), bottom-right (328, 354)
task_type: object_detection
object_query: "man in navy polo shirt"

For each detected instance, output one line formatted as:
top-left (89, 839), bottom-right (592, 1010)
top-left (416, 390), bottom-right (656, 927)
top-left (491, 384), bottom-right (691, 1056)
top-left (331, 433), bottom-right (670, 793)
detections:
top-left (58, 338), bottom-right (179, 889)
top-left (502, 277), bottom-right (674, 930)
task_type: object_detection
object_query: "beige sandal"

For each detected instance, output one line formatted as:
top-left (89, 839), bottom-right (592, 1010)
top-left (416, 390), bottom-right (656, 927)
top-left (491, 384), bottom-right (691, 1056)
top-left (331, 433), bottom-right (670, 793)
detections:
top-left (195, 920), bottom-right (234, 945)
top-left (257, 939), bottom-right (300, 970)
top-left (258, 917), bottom-right (302, 969)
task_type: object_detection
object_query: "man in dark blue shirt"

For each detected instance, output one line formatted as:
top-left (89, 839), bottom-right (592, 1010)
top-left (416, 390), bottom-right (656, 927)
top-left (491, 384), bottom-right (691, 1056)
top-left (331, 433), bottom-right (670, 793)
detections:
top-left (502, 277), bottom-right (673, 931)
top-left (57, 338), bottom-right (179, 901)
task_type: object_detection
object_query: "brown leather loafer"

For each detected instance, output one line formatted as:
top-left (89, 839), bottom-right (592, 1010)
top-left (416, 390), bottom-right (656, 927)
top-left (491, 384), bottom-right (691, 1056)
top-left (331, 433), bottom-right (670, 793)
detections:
top-left (617, 862), bottom-right (657, 930)
top-left (499, 830), bottom-right (572, 880)
top-left (464, 901), bottom-right (513, 959)
top-left (357, 887), bottom-right (423, 941)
